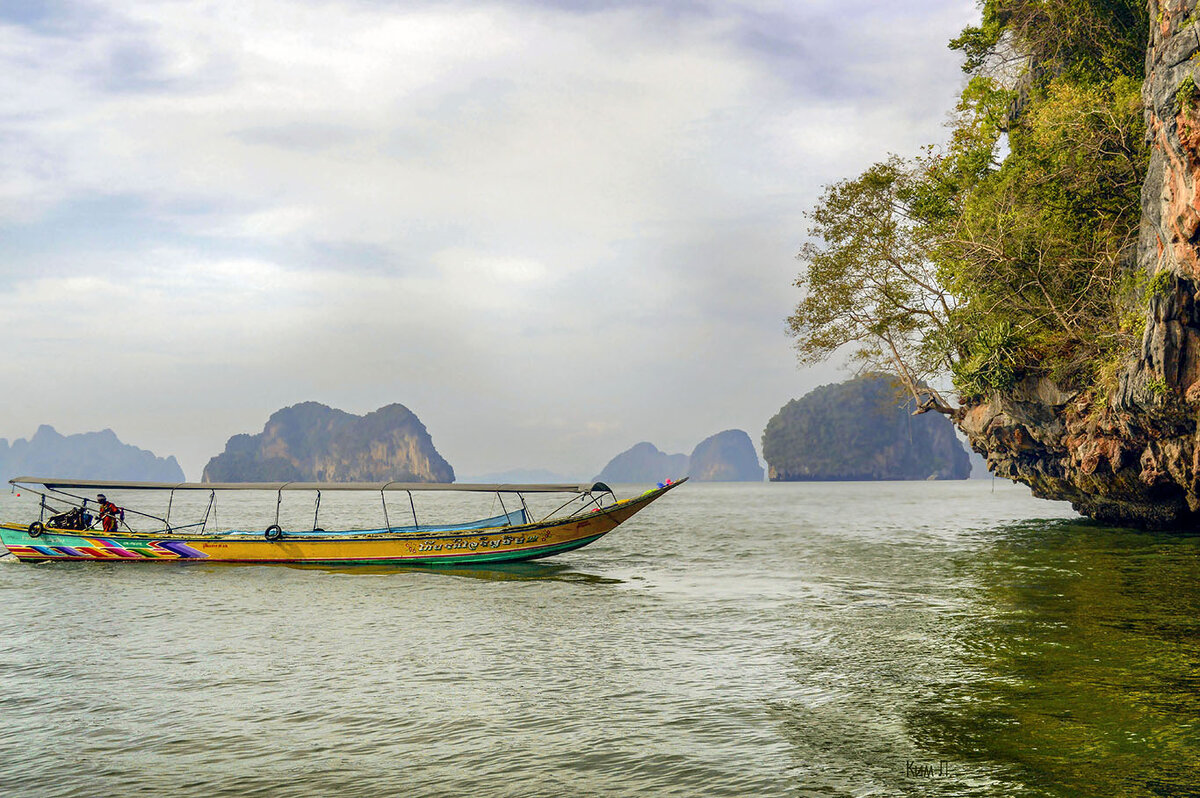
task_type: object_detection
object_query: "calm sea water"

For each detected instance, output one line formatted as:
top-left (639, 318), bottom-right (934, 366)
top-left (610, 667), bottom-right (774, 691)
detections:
top-left (1, 481), bottom-right (1198, 797)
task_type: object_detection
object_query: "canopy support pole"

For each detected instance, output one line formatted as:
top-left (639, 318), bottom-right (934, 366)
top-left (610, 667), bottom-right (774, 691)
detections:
top-left (380, 486), bottom-right (391, 531)
top-left (200, 490), bottom-right (215, 533)
top-left (496, 491), bottom-right (510, 524)
top-left (312, 490), bottom-right (322, 531)
top-left (274, 483), bottom-right (291, 528)
top-left (568, 491), bottom-right (603, 518)
top-left (542, 494), bottom-right (579, 522)
top-left (407, 490), bottom-right (418, 530)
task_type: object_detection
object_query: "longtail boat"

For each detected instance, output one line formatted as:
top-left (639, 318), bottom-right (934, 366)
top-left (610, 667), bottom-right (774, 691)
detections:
top-left (0, 476), bottom-right (686, 565)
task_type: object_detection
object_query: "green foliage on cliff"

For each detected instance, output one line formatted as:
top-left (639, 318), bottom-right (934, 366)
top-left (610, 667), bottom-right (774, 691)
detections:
top-left (1176, 74), bottom-right (1198, 113)
top-left (950, 0), bottom-right (1145, 81)
top-left (790, 0), bottom-right (1150, 401)
top-left (762, 374), bottom-right (971, 481)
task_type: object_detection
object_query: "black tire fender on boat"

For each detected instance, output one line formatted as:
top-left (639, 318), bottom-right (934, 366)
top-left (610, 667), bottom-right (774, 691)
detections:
top-left (265, 524), bottom-right (283, 541)
top-left (28, 522), bottom-right (44, 538)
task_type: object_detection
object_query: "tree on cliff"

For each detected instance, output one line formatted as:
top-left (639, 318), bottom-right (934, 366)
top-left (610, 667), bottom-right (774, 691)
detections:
top-left (790, 0), bottom-right (1149, 405)
top-left (788, 157), bottom-right (958, 415)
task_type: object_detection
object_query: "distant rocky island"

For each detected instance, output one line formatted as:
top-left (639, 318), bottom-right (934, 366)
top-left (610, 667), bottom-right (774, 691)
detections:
top-left (687, 430), bottom-right (764, 481)
top-left (762, 375), bottom-right (971, 481)
top-left (596, 442), bottom-right (690, 484)
top-left (595, 429), bottom-right (764, 482)
top-left (0, 425), bottom-right (184, 483)
top-left (202, 402), bottom-right (454, 483)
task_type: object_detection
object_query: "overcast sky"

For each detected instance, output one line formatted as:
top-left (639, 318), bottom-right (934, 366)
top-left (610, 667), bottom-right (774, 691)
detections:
top-left (0, 0), bottom-right (978, 480)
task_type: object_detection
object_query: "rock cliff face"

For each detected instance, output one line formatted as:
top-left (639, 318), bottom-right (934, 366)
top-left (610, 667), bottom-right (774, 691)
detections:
top-left (203, 402), bottom-right (454, 483)
top-left (958, 2), bottom-right (1200, 527)
top-left (0, 425), bottom-right (184, 482)
top-left (688, 430), bottom-right (764, 482)
top-left (765, 375), bottom-right (971, 481)
top-left (595, 442), bottom-right (689, 483)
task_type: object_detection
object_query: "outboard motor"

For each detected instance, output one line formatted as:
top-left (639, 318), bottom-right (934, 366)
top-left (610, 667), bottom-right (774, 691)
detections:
top-left (48, 507), bottom-right (94, 530)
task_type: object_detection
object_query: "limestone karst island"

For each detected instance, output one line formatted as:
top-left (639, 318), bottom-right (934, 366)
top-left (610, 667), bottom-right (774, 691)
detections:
top-left (762, 375), bottom-right (971, 482)
top-left (202, 402), bottom-right (454, 483)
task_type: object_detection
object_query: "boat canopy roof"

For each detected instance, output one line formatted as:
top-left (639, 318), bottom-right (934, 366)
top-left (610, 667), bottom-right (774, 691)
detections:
top-left (9, 476), bottom-right (613, 494)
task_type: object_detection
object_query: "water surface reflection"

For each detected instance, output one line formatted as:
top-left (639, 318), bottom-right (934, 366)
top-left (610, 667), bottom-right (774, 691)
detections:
top-left (906, 520), bottom-right (1200, 796)
top-left (280, 560), bottom-right (624, 583)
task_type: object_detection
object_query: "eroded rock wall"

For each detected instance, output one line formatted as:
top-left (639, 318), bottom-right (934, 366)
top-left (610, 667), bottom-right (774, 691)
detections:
top-left (960, 0), bottom-right (1200, 527)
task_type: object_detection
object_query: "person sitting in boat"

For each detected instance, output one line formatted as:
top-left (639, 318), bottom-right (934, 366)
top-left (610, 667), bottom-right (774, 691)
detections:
top-left (96, 494), bottom-right (124, 533)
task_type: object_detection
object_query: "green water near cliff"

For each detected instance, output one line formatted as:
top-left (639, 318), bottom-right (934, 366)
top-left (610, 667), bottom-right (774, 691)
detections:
top-left (0, 481), bottom-right (1197, 797)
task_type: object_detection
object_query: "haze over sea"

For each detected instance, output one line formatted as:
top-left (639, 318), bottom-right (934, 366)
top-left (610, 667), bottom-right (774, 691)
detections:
top-left (1, 481), bottom-right (1198, 797)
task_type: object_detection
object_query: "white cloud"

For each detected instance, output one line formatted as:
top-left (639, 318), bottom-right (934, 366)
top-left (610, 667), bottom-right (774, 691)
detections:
top-left (0, 0), bottom-right (979, 477)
